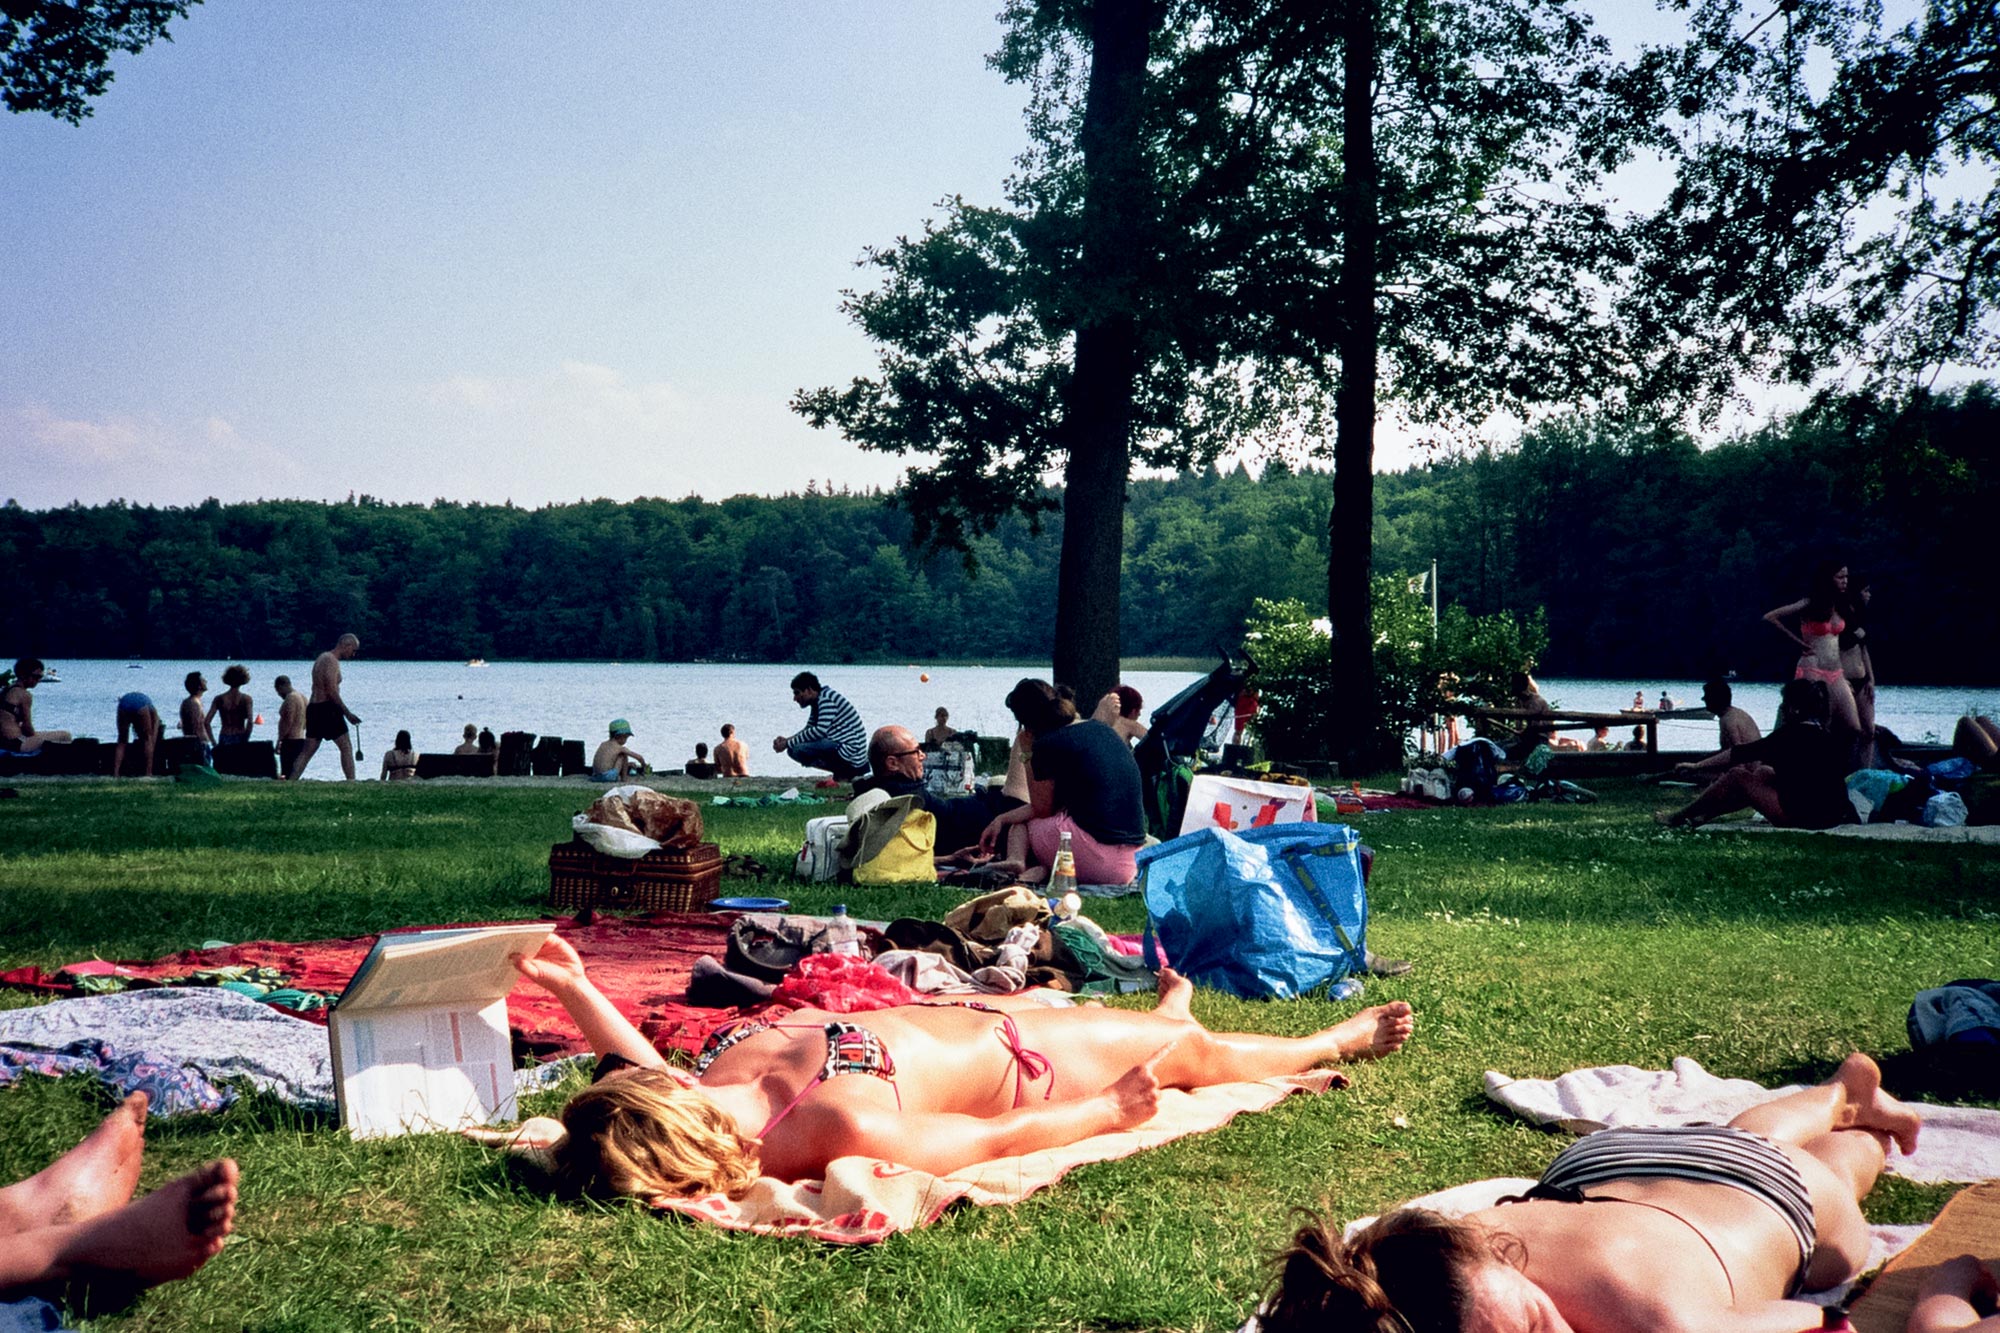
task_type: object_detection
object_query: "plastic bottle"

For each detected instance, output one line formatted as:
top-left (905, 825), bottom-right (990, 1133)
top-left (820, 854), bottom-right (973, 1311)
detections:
top-left (1330, 977), bottom-right (1365, 1003)
top-left (1050, 830), bottom-right (1078, 899)
top-left (824, 904), bottom-right (862, 958)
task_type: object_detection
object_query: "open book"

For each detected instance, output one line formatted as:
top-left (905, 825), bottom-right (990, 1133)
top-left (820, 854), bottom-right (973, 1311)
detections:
top-left (329, 921), bottom-right (554, 1139)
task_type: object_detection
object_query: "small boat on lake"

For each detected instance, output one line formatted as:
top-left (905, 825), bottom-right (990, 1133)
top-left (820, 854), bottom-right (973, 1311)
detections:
top-left (466, 658), bottom-right (488, 668)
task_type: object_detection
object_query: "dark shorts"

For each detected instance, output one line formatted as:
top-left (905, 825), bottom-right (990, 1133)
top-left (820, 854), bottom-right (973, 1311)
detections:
top-left (281, 737), bottom-right (308, 771)
top-left (305, 701), bottom-right (348, 740)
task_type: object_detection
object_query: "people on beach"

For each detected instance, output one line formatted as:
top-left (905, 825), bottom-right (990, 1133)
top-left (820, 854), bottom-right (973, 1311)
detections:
top-left (1092, 685), bottom-right (1149, 745)
top-left (114, 692), bottom-right (163, 777)
top-left (685, 742), bottom-right (717, 779)
top-left (273, 675), bottom-right (307, 778)
top-left (590, 720), bottom-right (647, 781)
top-left (288, 634), bottom-right (362, 781)
top-left (924, 706), bottom-right (955, 748)
top-left (1258, 1052), bottom-right (1920, 1333)
top-left (496, 935), bottom-right (1413, 1199)
top-left (453, 723), bottom-right (481, 756)
top-left (477, 728), bottom-right (496, 754)
top-left (1625, 724), bottom-right (1649, 751)
top-left (0, 659), bottom-right (71, 754)
top-left (206, 664), bottom-right (254, 746)
top-left (179, 672), bottom-right (214, 763)
top-left (1658, 678), bottom-right (1855, 830)
top-left (774, 672), bottom-right (869, 781)
top-left (380, 730), bottom-right (419, 781)
top-left (856, 723), bottom-right (1026, 854)
top-left (714, 723), bottom-right (748, 777)
top-left (1765, 559), bottom-right (1865, 736)
top-left (0, 1093), bottom-right (238, 1308)
top-left (1586, 724), bottom-right (1618, 752)
top-left (978, 678), bottom-right (1146, 887)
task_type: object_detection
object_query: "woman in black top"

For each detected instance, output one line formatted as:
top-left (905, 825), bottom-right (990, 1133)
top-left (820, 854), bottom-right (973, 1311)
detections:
top-left (1657, 680), bottom-right (1854, 830)
top-left (979, 679), bottom-right (1147, 885)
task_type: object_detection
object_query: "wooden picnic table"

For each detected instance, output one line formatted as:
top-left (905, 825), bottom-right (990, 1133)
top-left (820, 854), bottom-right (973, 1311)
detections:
top-left (1465, 706), bottom-right (1716, 756)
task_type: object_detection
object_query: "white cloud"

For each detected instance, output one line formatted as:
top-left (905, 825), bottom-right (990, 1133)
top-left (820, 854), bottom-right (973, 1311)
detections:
top-left (6, 405), bottom-right (305, 507)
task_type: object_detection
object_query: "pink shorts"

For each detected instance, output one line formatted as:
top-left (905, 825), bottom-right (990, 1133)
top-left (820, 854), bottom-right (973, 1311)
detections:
top-left (1026, 814), bottom-right (1139, 887)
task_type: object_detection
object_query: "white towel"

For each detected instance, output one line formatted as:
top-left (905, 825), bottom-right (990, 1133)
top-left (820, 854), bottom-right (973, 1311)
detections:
top-left (1484, 1056), bottom-right (2000, 1184)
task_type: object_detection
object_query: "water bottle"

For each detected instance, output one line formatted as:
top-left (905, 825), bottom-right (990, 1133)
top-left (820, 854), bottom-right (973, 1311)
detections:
top-left (1330, 976), bottom-right (1365, 1003)
top-left (824, 904), bottom-right (862, 958)
top-left (1050, 830), bottom-right (1078, 899)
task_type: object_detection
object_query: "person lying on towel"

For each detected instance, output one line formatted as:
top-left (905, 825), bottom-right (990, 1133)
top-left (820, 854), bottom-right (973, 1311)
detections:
top-left (1259, 1052), bottom-right (1922, 1333)
top-left (493, 935), bottom-right (1413, 1199)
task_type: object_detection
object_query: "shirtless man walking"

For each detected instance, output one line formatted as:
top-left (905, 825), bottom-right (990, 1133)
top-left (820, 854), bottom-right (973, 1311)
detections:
top-left (273, 675), bottom-right (307, 779)
top-left (287, 634), bottom-right (362, 781)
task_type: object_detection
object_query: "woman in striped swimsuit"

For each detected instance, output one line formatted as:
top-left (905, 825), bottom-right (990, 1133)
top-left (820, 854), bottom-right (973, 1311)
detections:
top-left (497, 935), bottom-right (1414, 1201)
top-left (1262, 1053), bottom-right (1922, 1333)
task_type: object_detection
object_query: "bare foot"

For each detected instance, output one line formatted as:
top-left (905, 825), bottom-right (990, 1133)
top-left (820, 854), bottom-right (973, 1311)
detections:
top-left (1152, 967), bottom-right (1194, 1021)
top-left (1326, 1002), bottom-right (1415, 1062)
top-left (0, 1093), bottom-right (149, 1232)
top-left (1832, 1052), bottom-right (1922, 1155)
top-left (62, 1158), bottom-right (238, 1287)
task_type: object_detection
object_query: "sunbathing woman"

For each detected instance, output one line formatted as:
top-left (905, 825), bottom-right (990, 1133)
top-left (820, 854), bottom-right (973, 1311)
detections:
top-left (1261, 1052), bottom-right (1921, 1333)
top-left (1, 1093), bottom-right (239, 1299)
top-left (1765, 559), bottom-right (1863, 735)
top-left (498, 936), bottom-right (1414, 1199)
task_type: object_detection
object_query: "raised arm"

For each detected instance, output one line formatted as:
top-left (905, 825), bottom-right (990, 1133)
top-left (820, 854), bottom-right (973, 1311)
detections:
top-left (512, 936), bottom-right (666, 1070)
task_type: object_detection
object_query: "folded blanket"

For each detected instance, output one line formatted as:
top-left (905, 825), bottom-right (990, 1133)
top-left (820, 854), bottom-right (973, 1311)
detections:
top-left (1484, 1057), bottom-right (2000, 1185)
top-left (656, 1070), bottom-right (1340, 1244)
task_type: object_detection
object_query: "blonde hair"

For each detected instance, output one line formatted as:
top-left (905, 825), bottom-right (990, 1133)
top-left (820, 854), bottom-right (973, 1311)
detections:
top-left (1260, 1209), bottom-right (1521, 1333)
top-left (554, 1070), bottom-right (760, 1201)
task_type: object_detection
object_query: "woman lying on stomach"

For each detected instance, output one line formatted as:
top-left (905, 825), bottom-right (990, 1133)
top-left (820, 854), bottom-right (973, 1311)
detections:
top-left (1260, 1052), bottom-right (1921, 1333)
top-left (502, 936), bottom-right (1413, 1198)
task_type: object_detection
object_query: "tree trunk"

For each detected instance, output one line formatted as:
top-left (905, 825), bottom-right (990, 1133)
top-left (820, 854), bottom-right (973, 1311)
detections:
top-left (1051, 0), bottom-right (1153, 706)
top-left (1325, 0), bottom-right (1383, 772)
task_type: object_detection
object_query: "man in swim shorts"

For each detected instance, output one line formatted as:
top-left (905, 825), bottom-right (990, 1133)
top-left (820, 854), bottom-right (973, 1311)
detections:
top-left (114, 692), bottom-right (163, 776)
top-left (272, 675), bottom-right (307, 779)
top-left (288, 634), bottom-right (362, 781)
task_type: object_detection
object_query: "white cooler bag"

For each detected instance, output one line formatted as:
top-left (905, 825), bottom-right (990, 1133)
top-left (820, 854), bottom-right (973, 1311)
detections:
top-left (793, 816), bottom-right (850, 882)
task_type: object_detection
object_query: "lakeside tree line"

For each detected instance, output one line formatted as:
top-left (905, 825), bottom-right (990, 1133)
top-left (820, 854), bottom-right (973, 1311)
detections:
top-left (2, 385), bottom-right (1993, 683)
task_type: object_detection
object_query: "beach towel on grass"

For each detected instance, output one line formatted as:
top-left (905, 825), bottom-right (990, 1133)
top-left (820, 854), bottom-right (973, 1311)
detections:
top-left (652, 1069), bottom-right (1342, 1243)
top-left (1484, 1057), bottom-right (2000, 1184)
top-left (1695, 821), bottom-right (2000, 844)
top-left (3, 913), bottom-right (747, 1060)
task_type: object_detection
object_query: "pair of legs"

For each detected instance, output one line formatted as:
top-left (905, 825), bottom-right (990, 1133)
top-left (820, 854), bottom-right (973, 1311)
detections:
top-left (785, 738), bottom-right (865, 781)
top-left (1957, 716), bottom-right (2000, 772)
top-left (0, 729), bottom-right (70, 754)
top-left (0, 1094), bottom-right (238, 1296)
top-left (113, 708), bottom-right (159, 777)
top-left (287, 731), bottom-right (355, 781)
top-left (1658, 761), bottom-right (1787, 828)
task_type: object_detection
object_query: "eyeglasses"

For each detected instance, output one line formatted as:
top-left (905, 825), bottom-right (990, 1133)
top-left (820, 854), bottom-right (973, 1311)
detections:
top-left (891, 747), bottom-right (923, 759)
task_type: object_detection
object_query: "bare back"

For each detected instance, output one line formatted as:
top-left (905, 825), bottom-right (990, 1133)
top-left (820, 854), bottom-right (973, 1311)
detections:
top-left (277, 691), bottom-right (306, 741)
top-left (309, 651), bottom-right (341, 707)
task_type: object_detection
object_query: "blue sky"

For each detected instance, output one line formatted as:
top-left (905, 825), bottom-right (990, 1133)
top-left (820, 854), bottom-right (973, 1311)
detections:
top-left (1, 2), bottom-right (1953, 510)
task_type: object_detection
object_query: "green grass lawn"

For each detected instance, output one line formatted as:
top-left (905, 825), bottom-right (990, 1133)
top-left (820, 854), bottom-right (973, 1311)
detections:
top-left (1, 777), bottom-right (1997, 1331)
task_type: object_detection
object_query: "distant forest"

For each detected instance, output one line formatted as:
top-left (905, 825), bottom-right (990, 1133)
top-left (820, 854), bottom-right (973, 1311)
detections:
top-left (4, 385), bottom-right (1994, 684)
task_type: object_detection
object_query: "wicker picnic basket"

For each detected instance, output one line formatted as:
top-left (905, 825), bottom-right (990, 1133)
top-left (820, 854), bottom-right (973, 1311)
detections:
top-left (547, 839), bottom-right (723, 913)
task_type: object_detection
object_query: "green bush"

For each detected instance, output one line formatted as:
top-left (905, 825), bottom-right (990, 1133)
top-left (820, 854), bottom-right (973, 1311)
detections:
top-left (1246, 579), bottom-right (1548, 761)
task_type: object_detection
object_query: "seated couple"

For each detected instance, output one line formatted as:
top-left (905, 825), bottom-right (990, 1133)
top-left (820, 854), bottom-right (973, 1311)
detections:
top-left (1659, 679), bottom-right (1855, 831)
top-left (489, 936), bottom-right (1414, 1198)
top-left (1263, 1052), bottom-right (1931, 1333)
top-left (1, 1093), bottom-right (238, 1315)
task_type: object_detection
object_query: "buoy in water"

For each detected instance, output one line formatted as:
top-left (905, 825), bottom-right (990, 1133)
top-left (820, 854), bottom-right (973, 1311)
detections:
top-left (254, 714), bottom-right (264, 725)
top-left (919, 672), bottom-right (930, 682)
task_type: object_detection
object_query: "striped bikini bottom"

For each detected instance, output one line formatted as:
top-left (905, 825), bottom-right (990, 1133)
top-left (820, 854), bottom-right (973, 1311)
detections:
top-left (1518, 1124), bottom-right (1817, 1295)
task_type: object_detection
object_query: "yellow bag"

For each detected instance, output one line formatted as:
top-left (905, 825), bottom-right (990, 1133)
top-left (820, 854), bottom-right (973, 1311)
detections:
top-left (852, 808), bottom-right (937, 884)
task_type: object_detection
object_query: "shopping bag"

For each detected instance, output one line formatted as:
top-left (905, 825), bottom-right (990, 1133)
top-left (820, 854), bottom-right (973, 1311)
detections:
top-left (1139, 822), bottom-right (1366, 1000)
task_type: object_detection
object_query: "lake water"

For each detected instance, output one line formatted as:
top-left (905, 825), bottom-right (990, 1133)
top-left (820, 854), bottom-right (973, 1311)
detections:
top-left (20, 660), bottom-right (1999, 779)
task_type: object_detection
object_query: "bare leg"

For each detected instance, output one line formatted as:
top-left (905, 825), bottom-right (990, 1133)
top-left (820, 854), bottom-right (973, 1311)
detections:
top-left (1149, 1001), bottom-right (1415, 1089)
top-left (0, 1159), bottom-right (237, 1291)
top-left (287, 737), bottom-right (321, 780)
top-left (1957, 717), bottom-right (2000, 771)
top-left (1909, 1256), bottom-right (2000, 1333)
top-left (333, 733), bottom-right (357, 781)
top-left (0, 1094), bottom-right (148, 1236)
top-left (1827, 677), bottom-right (1862, 734)
top-left (1658, 764), bottom-right (1784, 828)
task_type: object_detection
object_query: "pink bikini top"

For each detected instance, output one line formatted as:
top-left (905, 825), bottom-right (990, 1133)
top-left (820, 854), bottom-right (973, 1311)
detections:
top-left (1800, 614), bottom-right (1844, 640)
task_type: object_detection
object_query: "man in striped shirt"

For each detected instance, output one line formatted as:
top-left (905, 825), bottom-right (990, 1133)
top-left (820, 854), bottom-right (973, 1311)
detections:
top-left (773, 672), bottom-right (870, 780)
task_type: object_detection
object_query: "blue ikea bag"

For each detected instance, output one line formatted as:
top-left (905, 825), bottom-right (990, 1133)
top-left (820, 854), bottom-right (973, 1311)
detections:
top-left (1139, 822), bottom-right (1367, 1000)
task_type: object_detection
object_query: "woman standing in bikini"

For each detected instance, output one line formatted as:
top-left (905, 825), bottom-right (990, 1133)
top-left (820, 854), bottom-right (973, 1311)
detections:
top-left (1765, 560), bottom-right (1863, 736)
top-left (1262, 1052), bottom-right (1922, 1333)
top-left (496, 936), bottom-right (1414, 1200)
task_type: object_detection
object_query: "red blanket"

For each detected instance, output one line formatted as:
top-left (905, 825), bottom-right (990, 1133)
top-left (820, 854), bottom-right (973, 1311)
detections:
top-left (0, 913), bottom-right (744, 1058)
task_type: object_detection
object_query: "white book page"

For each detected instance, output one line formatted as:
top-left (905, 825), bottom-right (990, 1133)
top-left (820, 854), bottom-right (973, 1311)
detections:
top-left (340, 922), bottom-right (551, 1012)
top-left (334, 997), bottom-right (515, 1138)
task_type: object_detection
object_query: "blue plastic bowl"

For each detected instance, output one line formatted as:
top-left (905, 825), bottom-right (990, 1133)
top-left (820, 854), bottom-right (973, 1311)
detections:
top-left (710, 896), bottom-right (790, 912)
